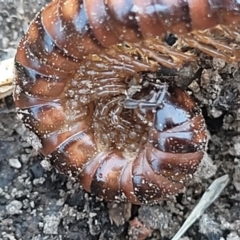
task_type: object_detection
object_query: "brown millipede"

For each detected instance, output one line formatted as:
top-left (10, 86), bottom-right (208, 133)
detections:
top-left (14, 0), bottom-right (240, 204)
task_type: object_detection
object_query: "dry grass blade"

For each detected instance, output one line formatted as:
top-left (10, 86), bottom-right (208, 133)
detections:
top-left (172, 174), bottom-right (230, 240)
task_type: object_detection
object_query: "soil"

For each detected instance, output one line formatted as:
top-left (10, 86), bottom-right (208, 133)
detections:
top-left (0, 1), bottom-right (240, 240)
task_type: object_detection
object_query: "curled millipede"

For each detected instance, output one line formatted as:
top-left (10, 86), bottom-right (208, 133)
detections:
top-left (14, 0), bottom-right (240, 204)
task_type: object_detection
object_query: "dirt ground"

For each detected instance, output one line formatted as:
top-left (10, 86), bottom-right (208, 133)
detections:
top-left (0, 1), bottom-right (240, 240)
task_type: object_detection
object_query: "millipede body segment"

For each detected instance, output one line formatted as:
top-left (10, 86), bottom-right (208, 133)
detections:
top-left (14, 0), bottom-right (240, 204)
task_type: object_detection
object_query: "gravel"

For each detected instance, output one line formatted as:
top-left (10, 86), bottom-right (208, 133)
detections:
top-left (0, 1), bottom-right (240, 240)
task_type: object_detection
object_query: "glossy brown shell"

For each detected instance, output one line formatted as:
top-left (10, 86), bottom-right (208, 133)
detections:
top-left (14, 0), bottom-right (240, 204)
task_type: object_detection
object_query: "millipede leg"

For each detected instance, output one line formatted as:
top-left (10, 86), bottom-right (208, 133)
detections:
top-left (123, 85), bottom-right (167, 110)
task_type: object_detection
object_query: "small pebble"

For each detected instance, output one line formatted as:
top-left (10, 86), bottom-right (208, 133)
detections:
top-left (199, 214), bottom-right (223, 240)
top-left (8, 158), bottom-right (21, 169)
top-left (20, 154), bottom-right (29, 164)
top-left (6, 200), bottom-right (23, 215)
top-left (43, 215), bottom-right (61, 235)
top-left (234, 143), bottom-right (240, 156)
top-left (2, 37), bottom-right (9, 49)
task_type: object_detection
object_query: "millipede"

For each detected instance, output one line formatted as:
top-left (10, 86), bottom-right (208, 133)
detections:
top-left (13, 0), bottom-right (240, 204)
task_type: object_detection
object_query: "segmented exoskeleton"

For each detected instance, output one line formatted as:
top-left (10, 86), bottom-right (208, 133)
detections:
top-left (14, 0), bottom-right (240, 204)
